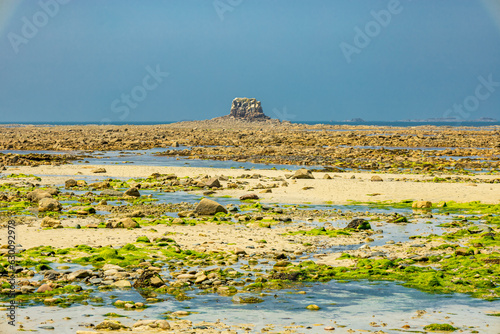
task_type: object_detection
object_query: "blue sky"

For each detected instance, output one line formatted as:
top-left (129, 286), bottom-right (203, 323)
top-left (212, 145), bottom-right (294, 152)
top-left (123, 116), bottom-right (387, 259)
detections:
top-left (0, 0), bottom-right (499, 123)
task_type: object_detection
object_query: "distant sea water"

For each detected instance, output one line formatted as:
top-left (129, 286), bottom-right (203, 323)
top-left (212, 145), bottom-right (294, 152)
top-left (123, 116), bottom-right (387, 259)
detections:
top-left (0, 121), bottom-right (499, 127)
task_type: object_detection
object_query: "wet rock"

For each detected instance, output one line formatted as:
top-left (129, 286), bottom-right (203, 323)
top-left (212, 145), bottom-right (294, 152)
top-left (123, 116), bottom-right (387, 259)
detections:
top-left (21, 285), bottom-right (36, 294)
top-left (346, 218), bottom-right (371, 230)
top-left (106, 218), bottom-right (139, 229)
top-left (40, 217), bottom-right (62, 228)
top-left (36, 284), bottom-right (53, 293)
top-left (65, 179), bottom-right (77, 188)
top-left (306, 304), bottom-right (320, 310)
top-left (239, 193), bottom-right (259, 200)
top-left (38, 198), bottom-right (62, 212)
top-left (92, 168), bottom-right (107, 173)
top-left (100, 189), bottom-right (124, 197)
top-left (292, 168), bottom-right (314, 179)
top-left (412, 201), bottom-right (432, 209)
top-left (232, 295), bottom-right (264, 304)
top-left (112, 280), bottom-right (132, 288)
top-left (95, 320), bottom-right (128, 330)
top-left (124, 187), bottom-right (140, 197)
top-left (67, 269), bottom-right (93, 281)
top-left (467, 225), bottom-right (493, 234)
top-left (194, 198), bottom-right (228, 215)
top-left (133, 270), bottom-right (165, 288)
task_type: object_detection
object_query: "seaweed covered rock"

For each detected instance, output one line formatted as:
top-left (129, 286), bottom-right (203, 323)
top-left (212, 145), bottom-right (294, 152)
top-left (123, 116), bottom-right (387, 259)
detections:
top-left (346, 218), bottom-right (371, 230)
top-left (133, 270), bottom-right (165, 288)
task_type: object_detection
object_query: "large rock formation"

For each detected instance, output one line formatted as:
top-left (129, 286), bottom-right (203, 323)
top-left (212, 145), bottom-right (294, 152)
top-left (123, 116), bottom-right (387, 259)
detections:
top-left (228, 98), bottom-right (270, 121)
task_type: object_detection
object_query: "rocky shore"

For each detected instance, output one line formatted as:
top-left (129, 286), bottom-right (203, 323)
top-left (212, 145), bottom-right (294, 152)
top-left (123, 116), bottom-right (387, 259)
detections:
top-left (0, 123), bottom-right (499, 333)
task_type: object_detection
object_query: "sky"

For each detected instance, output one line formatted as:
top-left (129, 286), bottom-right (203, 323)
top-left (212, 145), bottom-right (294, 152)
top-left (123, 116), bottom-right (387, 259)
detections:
top-left (0, 0), bottom-right (499, 123)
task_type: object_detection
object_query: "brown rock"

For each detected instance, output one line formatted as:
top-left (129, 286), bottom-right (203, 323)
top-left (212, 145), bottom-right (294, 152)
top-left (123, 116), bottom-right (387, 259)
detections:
top-left (36, 284), bottom-right (53, 293)
top-left (27, 189), bottom-right (52, 202)
top-left (106, 218), bottom-right (139, 229)
top-left (194, 198), bottom-right (227, 215)
top-left (239, 193), bottom-right (259, 200)
top-left (292, 168), bottom-right (314, 179)
top-left (65, 179), bottom-right (77, 188)
top-left (204, 177), bottom-right (221, 188)
top-left (124, 187), bottom-right (140, 197)
top-left (40, 217), bottom-right (62, 228)
top-left (38, 198), bottom-right (62, 212)
top-left (92, 168), bottom-right (107, 173)
top-left (412, 201), bottom-right (432, 209)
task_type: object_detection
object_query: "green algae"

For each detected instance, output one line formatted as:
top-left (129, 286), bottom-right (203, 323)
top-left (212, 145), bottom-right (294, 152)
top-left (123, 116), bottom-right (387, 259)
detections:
top-left (288, 228), bottom-right (351, 237)
top-left (423, 323), bottom-right (457, 331)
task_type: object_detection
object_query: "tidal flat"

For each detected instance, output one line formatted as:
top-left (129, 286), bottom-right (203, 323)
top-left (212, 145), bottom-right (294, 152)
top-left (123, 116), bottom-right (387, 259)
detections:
top-left (0, 123), bottom-right (499, 333)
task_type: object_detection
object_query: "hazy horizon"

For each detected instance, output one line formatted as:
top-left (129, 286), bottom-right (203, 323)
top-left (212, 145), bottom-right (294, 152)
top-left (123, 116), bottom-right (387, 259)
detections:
top-left (1, 0), bottom-right (500, 123)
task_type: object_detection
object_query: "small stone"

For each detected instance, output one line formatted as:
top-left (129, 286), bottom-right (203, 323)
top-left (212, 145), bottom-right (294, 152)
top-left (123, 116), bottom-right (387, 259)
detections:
top-left (306, 304), bottom-right (320, 310)
top-left (92, 168), bottom-right (107, 173)
top-left (240, 193), bottom-right (259, 200)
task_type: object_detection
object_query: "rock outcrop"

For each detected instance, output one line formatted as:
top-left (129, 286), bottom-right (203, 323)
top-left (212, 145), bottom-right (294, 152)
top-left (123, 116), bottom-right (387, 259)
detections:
top-left (227, 98), bottom-right (270, 121)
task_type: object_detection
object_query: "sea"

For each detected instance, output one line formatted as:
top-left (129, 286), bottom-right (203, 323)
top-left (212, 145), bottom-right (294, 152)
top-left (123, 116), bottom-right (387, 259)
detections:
top-left (1, 121), bottom-right (500, 127)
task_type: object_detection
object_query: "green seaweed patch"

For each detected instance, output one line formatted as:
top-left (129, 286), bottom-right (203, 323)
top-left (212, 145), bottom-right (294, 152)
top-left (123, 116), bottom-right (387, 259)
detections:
top-left (423, 323), bottom-right (457, 331)
top-left (288, 228), bottom-right (351, 237)
top-left (259, 254), bottom-right (500, 300)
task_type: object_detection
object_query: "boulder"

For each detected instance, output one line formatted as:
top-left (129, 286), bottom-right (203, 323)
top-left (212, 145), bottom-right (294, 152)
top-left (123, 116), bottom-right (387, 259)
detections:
top-left (194, 198), bottom-right (227, 215)
top-left (346, 218), bottom-right (371, 230)
top-left (204, 177), bottom-right (221, 188)
top-left (40, 217), bottom-right (62, 228)
top-left (65, 179), bottom-right (77, 188)
top-left (124, 187), bottom-right (140, 197)
top-left (38, 198), bottom-right (62, 212)
top-left (113, 280), bottom-right (132, 288)
top-left (412, 201), bottom-right (432, 209)
top-left (371, 175), bottom-right (383, 182)
top-left (240, 193), bottom-right (259, 200)
top-left (292, 168), bottom-right (314, 179)
top-left (106, 218), bottom-right (139, 229)
top-left (36, 284), bottom-right (53, 293)
top-left (27, 189), bottom-right (52, 202)
top-left (67, 269), bottom-right (93, 281)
